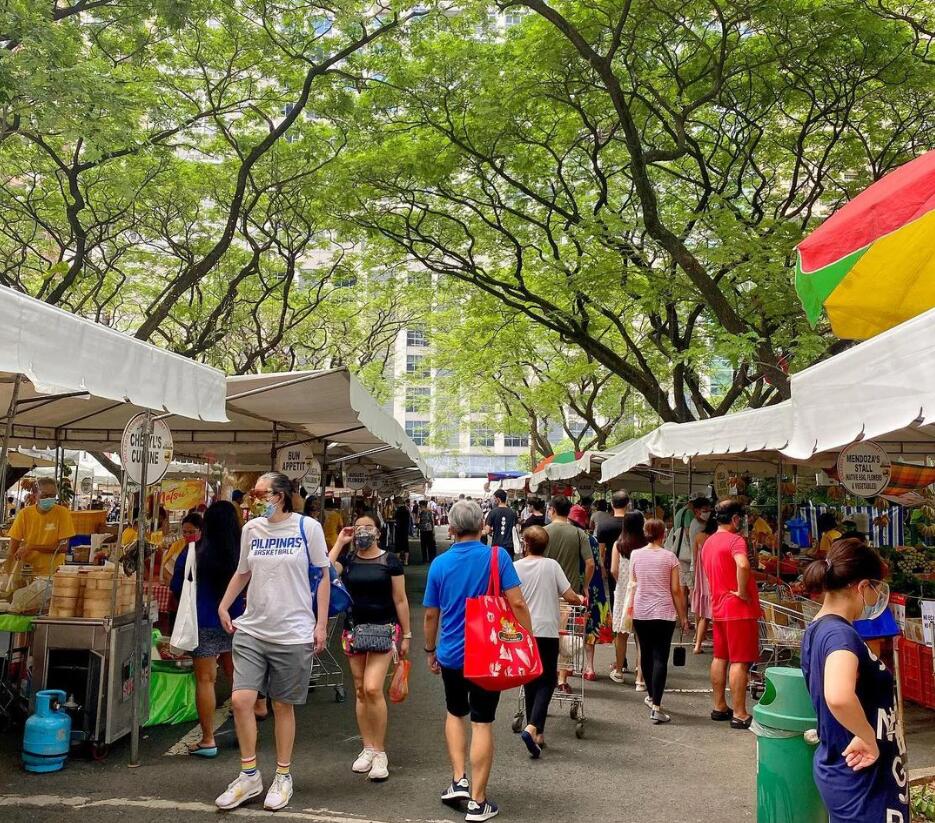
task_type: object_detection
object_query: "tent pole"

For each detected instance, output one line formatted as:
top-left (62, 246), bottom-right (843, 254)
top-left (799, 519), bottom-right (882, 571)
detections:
top-left (776, 458), bottom-right (783, 576)
top-left (319, 440), bottom-right (328, 526)
top-left (270, 423), bottom-right (278, 471)
top-left (671, 458), bottom-right (677, 525)
top-left (130, 410), bottom-right (152, 769)
top-left (651, 471), bottom-right (657, 511)
top-left (688, 458), bottom-right (693, 499)
top-left (0, 374), bottom-right (21, 499)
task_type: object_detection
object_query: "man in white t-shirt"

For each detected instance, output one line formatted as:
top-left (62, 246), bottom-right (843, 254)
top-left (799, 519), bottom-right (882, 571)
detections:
top-left (216, 472), bottom-right (330, 813)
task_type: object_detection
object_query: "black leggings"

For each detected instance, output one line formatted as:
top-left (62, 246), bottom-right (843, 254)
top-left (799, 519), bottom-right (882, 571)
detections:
top-left (632, 619), bottom-right (676, 707)
top-left (524, 637), bottom-right (559, 734)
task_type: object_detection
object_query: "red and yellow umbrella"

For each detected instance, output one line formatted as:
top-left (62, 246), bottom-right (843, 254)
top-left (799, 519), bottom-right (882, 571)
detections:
top-left (796, 150), bottom-right (935, 339)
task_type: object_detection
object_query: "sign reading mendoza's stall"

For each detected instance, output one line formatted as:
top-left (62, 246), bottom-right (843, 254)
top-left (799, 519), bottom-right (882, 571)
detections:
top-left (836, 441), bottom-right (891, 498)
top-left (121, 413), bottom-right (174, 485)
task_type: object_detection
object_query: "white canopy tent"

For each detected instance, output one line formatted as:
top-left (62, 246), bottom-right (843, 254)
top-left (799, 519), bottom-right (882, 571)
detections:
top-left (785, 304), bottom-right (935, 461)
top-left (0, 286), bottom-right (227, 423)
top-left (2, 367), bottom-right (430, 487)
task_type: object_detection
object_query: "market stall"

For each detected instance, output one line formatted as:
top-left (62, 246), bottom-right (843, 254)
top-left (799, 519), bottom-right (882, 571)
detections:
top-left (0, 286), bottom-right (228, 760)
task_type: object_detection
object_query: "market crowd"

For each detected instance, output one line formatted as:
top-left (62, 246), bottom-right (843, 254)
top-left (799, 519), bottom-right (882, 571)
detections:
top-left (2, 474), bottom-right (905, 823)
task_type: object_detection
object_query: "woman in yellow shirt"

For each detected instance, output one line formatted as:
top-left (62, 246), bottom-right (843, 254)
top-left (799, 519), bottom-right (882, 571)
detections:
top-left (6, 478), bottom-right (76, 576)
top-left (812, 512), bottom-right (842, 559)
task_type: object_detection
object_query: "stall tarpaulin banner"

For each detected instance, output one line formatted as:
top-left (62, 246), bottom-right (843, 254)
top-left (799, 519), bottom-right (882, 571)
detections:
top-left (161, 479), bottom-right (205, 511)
top-left (921, 600), bottom-right (935, 648)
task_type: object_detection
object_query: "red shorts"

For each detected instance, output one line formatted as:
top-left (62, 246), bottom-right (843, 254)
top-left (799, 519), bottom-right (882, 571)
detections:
top-left (713, 619), bottom-right (759, 664)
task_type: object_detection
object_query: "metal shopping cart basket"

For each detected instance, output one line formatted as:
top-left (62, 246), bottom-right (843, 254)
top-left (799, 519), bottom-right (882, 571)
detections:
top-left (749, 594), bottom-right (813, 699)
top-left (512, 602), bottom-right (587, 739)
top-left (309, 615), bottom-right (346, 702)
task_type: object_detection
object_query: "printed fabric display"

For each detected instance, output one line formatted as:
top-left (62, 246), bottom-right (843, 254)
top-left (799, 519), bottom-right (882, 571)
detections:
top-left (464, 546), bottom-right (542, 691)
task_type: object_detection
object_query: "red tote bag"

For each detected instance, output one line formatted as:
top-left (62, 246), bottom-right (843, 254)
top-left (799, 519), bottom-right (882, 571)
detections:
top-left (463, 546), bottom-right (543, 691)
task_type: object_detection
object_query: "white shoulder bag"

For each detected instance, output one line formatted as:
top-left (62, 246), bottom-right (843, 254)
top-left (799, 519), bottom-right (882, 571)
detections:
top-left (170, 542), bottom-right (199, 654)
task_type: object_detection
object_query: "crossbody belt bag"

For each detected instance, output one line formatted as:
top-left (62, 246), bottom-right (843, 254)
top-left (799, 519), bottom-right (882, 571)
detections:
top-left (346, 552), bottom-right (395, 653)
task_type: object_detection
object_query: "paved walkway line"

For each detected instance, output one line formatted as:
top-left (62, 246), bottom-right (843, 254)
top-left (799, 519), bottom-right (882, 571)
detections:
top-left (164, 698), bottom-right (232, 756)
top-left (0, 794), bottom-right (451, 823)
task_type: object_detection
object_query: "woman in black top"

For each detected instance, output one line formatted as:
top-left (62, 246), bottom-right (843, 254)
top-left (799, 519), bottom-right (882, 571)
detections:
top-left (330, 514), bottom-right (411, 782)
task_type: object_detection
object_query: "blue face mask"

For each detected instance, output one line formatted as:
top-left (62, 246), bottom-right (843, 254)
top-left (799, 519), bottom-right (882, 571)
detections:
top-left (262, 498), bottom-right (278, 519)
top-left (37, 498), bottom-right (56, 512)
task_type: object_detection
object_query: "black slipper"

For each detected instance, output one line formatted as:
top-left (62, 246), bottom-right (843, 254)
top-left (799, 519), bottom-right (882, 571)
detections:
top-left (710, 709), bottom-right (734, 721)
top-left (730, 716), bottom-right (753, 730)
top-left (520, 730), bottom-right (541, 759)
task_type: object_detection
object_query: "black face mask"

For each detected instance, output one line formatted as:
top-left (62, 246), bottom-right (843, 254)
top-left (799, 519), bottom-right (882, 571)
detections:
top-left (354, 532), bottom-right (376, 550)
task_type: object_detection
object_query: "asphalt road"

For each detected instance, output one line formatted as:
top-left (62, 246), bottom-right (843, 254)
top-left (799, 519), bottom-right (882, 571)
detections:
top-left (1, 533), bottom-right (932, 823)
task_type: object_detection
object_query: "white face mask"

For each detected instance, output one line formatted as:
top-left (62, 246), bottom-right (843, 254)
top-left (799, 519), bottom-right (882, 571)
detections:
top-left (698, 511), bottom-right (711, 522)
top-left (860, 580), bottom-right (890, 622)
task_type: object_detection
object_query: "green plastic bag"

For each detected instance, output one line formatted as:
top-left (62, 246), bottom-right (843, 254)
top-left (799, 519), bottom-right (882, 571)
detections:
top-left (145, 661), bottom-right (198, 727)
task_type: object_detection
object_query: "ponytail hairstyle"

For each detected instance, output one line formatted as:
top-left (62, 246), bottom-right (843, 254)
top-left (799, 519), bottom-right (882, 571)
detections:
top-left (259, 471), bottom-right (295, 513)
top-left (802, 537), bottom-right (886, 595)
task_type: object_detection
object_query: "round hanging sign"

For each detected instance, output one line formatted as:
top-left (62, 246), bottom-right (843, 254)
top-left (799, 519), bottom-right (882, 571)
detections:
top-left (575, 478), bottom-right (595, 497)
top-left (121, 413), bottom-right (174, 486)
top-left (345, 466), bottom-right (370, 490)
top-left (836, 441), bottom-right (892, 498)
top-left (275, 445), bottom-right (318, 481)
top-left (303, 457), bottom-right (322, 488)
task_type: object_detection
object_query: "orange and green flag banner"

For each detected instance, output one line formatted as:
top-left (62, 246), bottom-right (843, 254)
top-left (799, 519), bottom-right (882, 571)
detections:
top-left (796, 151), bottom-right (935, 340)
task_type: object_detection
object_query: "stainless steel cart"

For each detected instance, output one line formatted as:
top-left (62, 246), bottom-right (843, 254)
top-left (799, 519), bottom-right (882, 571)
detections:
top-left (31, 613), bottom-right (151, 754)
top-left (308, 615), bottom-right (346, 702)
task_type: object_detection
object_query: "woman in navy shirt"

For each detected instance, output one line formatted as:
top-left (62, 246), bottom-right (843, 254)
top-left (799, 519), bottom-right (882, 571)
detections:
top-left (171, 500), bottom-right (245, 757)
top-left (800, 538), bottom-right (908, 823)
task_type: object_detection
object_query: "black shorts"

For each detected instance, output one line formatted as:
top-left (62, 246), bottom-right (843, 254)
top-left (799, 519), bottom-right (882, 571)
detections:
top-left (440, 666), bottom-right (501, 724)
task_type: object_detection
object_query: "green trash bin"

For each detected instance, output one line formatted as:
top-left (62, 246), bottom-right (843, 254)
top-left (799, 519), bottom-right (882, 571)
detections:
top-left (752, 667), bottom-right (827, 823)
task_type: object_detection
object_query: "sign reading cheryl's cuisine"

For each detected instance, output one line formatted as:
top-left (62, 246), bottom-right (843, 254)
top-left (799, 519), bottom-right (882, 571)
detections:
top-left (836, 441), bottom-right (892, 498)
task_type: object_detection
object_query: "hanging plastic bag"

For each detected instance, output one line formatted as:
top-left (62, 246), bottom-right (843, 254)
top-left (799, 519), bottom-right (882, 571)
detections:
top-left (170, 543), bottom-right (198, 654)
top-left (389, 659), bottom-right (411, 704)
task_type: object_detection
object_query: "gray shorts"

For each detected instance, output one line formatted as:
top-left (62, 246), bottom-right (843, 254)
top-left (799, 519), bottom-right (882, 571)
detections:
top-left (232, 631), bottom-right (314, 705)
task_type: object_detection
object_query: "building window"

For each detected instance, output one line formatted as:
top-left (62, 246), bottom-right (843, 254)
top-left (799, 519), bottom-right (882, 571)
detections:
top-left (406, 354), bottom-right (428, 376)
top-left (504, 8), bottom-right (527, 26)
top-left (405, 386), bottom-right (431, 413)
top-left (504, 433), bottom-right (529, 448)
top-left (470, 428), bottom-right (495, 448)
top-left (405, 420), bottom-right (429, 446)
top-left (406, 327), bottom-right (428, 347)
top-left (407, 271), bottom-right (431, 288)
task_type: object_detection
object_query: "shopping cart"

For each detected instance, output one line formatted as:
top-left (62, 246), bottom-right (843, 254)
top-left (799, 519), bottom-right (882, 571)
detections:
top-left (749, 593), bottom-right (813, 698)
top-left (511, 603), bottom-right (587, 739)
top-left (308, 614), bottom-right (346, 702)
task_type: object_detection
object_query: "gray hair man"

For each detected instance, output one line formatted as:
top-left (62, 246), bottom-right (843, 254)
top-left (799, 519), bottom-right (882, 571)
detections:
top-left (423, 499), bottom-right (532, 822)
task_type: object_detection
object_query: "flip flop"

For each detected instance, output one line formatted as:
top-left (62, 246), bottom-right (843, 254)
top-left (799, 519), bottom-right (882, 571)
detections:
top-left (520, 730), bottom-right (541, 759)
top-left (187, 742), bottom-right (219, 758)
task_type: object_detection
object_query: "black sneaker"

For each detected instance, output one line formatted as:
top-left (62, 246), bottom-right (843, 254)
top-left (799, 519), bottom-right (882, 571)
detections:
top-left (442, 776), bottom-right (471, 807)
top-left (465, 799), bottom-right (499, 822)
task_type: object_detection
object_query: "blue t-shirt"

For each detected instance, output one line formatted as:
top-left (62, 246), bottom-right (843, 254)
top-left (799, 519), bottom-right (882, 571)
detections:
top-left (801, 615), bottom-right (908, 823)
top-left (423, 541), bottom-right (521, 669)
top-left (170, 545), bottom-right (245, 631)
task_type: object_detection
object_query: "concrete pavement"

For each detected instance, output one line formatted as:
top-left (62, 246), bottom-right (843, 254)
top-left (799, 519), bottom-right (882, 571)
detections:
top-left (0, 533), bottom-right (932, 823)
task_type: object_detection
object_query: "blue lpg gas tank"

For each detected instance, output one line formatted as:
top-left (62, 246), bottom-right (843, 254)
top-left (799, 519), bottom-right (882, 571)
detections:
top-left (23, 690), bottom-right (72, 773)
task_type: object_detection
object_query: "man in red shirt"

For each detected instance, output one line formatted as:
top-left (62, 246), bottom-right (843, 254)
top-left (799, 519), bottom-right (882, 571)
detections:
top-left (701, 498), bottom-right (760, 729)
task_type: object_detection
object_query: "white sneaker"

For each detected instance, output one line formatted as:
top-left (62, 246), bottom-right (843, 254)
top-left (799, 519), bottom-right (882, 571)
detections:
top-left (352, 748), bottom-right (376, 773)
top-left (609, 668), bottom-right (625, 684)
top-left (369, 751), bottom-right (389, 781)
top-left (635, 682), bottom-right (647, 692)
top-left (216, 770), bottom-right (263, 810)
top-left (264, 773), bottom-right (293, 811)
top-left (644, 695), bottom-right (653, 708)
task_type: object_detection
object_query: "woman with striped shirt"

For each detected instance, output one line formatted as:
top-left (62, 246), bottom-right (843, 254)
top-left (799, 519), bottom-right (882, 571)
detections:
top-left (629, 519), bottom-right (690, 724)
